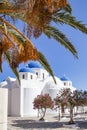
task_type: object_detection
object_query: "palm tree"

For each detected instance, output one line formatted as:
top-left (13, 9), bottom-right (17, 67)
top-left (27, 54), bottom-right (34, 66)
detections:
top-left (0, 0), bottom-right (77, 55)
top-left (0, 0), bottom-right (87, 82)
top-left (0, 0), bottom-right (70, 83)
top-left (0, 17), bottom-right (56, 82)
top-left (1, 0), bottom-right (87, 56)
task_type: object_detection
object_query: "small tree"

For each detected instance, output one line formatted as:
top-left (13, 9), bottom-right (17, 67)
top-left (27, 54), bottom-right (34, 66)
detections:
top-left (54, 88), bottom-right (69, 120)
top-left (75, 90), bottom-right (87, 114)
top-left (54, 88), bottom-right (77, 124)
top-left (54, 97), bottom-right (61, 120)
top-left (33, 94), bottom-right (54, 121)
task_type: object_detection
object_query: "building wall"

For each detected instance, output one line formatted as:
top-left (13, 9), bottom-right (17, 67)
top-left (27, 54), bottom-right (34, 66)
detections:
top-left (0, 68), bottom-right (76, 117)
top-left (20, 79), bottom-right (44, 117)
top-left (32, 68), bottom-right (49, 80)
top-left (19, 72), bottom-right (37, 80)
top-left (22, 87), bottom-right (40, 117)
top-left (11, 87), bottom-right (20, 116)
top-left (8, 89), bottom-right (11, 116)
top-left (0, 88), bottom-right (8, 130)
top-left (62, 81), bottom-right (72, 87)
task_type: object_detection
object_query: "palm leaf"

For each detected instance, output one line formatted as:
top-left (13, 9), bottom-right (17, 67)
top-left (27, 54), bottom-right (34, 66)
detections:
top-left (0, 18), bottom-right (35, 47)
top-left (63, 4), bottom-right (72, 13)
top-left (43, 25), bottom-right (78, 58)
top-left (38, 51), bottom-right (56, 84)
top-left (0, 23), bottom-right (24, 45)
top-left (7, 28), bottom-right (25, 46)
top-left (0, 64), bottom-right (2, 72)
top-left (4, 52), bottom-right (20, 82)
top-left (52, 13), bottom-right (87, 34)
top-left (59, 4), bottom-right (72, 14)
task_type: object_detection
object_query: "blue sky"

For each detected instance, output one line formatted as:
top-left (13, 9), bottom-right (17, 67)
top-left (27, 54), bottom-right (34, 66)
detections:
top-left (0, 0), bottom-right (87, 90)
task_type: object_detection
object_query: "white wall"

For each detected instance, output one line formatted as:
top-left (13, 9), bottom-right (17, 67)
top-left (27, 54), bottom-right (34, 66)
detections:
top-left (23, 88), bottom-right (35, 116)
top-left (62, 81), bottom-right (72, 87)
top-left (11, 87), bottom-right (20, 116)
top-left (8, 89), bottom-right (11, 116)
top-left (0, 72), bottom-right (76, 118)
top-left (19, 79), bottom-right (44, 117)
top-left (22, 87), bottom-right (41, 117)
top-left (32, 68), bottom-right (49, 80)
top-left (19, 72), bottom-right (37, 80)
top-left (0, 88), bottom-right (8, 130)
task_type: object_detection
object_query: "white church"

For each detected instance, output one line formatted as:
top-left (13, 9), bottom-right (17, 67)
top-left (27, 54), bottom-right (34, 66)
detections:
top-left (0, 61), bottom-right (76, 117)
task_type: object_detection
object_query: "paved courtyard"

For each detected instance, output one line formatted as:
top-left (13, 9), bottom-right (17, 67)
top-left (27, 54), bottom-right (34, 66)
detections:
top-left (7, 114), bottom-right (87, 130)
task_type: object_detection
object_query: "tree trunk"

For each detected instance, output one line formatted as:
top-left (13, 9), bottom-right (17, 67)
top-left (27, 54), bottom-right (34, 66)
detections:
top-left (69, 106), bottom-right (74, 124)
top-left (58, 107), bottom-right (61, 120)
top-left (61, 104), bottom-right (65, 117)
top-left (39, 108), bottom-right (46, 121)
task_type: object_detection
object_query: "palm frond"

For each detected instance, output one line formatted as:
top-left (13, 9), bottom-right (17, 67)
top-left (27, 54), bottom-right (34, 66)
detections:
top-left (43, 25), bottom-right (78, 58)
top-left (7, 28), bottom-right (25, 45)
top-left (4, 52), bottom-right (20, 82)
top-left (0, 23), bottom-right (24, 46)
top-left (0, 64), bottom-right (2, 72)
top-left (0, 18), bottom-right (35, 47)
top-left (52, 13), bottom-right (87, 34)
top-left (59, 4), bottom-right (72, 14)
top-left (38, 51), bottom-right (56, 84)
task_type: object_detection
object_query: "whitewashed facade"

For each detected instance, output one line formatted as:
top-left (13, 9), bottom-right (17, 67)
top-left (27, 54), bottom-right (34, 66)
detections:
top-left (0, 61), bottom-right (76, 117)
top-left (0, 88), bottom-right (8, 130)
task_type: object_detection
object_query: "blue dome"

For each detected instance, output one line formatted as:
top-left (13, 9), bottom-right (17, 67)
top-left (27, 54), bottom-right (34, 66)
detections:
top-left (60, 75), bottom-right (70, 81)
top-left (28, 61), bottom-right (43, 68)
top-left (19, 67), bottom-right (35, 73)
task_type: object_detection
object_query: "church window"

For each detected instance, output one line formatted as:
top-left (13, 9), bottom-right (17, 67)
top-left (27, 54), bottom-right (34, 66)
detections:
top-left (30, 75), bottom-right (33, 79)
top-left (64, 82), bottom-right (66, 86)
top-left (36, 72), bottom-right (38, 77)
top-left (22, 74), bottom-right (25, 79)
top-left (43, 73), bottom-right (45, 79)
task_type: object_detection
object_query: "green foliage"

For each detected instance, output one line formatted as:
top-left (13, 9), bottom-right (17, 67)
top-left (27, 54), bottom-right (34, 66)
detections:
top-left (44, 25), bottom-right (78, 58)
top-left (1, 0), bottom-right (87, 83)
top-left (38, 52), bottom-right (56, 84)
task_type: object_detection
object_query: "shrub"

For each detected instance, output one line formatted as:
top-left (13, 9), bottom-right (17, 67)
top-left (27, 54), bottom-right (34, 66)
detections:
top-left (33, 94), bottom-right (54, 120)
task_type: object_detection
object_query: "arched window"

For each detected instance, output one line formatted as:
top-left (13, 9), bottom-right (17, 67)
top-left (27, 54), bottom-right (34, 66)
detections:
top-left (30, 75), bottom-right (33, 79)
top-left (64, 82), bottom-right (66, 86)
top-left (22, 74), bottom-right (25, 79)
top-left (36, 72), bottom-right (38, 77)
top-left (43, 73), bottom-right (44, 79)
top-left (36, 72), bottom-right (38, 76)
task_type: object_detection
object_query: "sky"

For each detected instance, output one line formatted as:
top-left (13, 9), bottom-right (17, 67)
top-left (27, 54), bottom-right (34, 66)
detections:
top-left (0, 0), bottom-right (87, 90)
